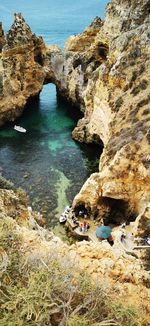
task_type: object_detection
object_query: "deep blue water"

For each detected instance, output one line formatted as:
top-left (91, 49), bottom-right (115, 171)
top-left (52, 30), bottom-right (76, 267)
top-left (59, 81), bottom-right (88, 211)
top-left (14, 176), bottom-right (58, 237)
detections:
top-left (0, 1), bottom-right (107, 227)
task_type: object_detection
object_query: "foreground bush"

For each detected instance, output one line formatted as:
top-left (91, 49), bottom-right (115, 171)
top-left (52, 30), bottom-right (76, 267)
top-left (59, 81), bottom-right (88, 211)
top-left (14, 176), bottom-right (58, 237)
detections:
top-left (0, 218), bottom-right (145, 326)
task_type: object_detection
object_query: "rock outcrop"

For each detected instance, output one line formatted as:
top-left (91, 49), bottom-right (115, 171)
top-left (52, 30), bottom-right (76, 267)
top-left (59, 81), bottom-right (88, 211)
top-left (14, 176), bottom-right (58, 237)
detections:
top-left (0, 13), bottom-right (46, 125)
top-left (0, 191), bottom-right (150, 315)
top-left (54, 0), bottom-right (150, 222)
top-left (46, 0), bottom-right (150, 222)
top-left (0, 1), bottom-right (150, 224)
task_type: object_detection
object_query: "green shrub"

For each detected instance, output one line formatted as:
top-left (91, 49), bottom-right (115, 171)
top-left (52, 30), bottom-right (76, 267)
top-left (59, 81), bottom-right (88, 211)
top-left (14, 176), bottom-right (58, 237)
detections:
top-left (68, 315), bottom-right (90, 326)
top-left (0, 218), bottom-right (18, 249)
top-left (0, 219), bottom-right (144, 326)
top-left (110, 303), bottom-right (140, 326)
top-left (17, 187), bottom-right (28, 205)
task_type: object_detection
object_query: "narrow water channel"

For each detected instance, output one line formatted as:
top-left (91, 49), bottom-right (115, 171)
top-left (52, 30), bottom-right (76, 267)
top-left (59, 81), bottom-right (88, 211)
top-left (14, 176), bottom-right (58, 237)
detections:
top-left (0, 84), bottom-right (102, 226)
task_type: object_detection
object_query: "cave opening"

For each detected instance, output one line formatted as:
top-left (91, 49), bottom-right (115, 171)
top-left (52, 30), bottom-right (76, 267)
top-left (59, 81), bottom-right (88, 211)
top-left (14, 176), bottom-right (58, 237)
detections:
top-left (34, 53), bottom-right (44, 66)
top-left (98, 43), bottom-right (108, 60)
top-left (97, 196), bottom-right (138, 225)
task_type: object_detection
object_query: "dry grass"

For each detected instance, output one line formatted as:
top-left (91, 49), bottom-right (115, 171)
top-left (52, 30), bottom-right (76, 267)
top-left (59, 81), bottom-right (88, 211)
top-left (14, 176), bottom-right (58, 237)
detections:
top-left (0, 218), bottom-right (148, 326)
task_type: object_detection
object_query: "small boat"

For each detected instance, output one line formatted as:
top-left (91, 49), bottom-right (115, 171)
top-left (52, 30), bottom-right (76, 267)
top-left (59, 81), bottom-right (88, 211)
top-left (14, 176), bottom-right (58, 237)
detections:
top-left (14, 125), bottom-right (26, 133)
top-left (59, 215), bottom-right (67, 224)
top-left (59, 206), bottom-right (71, 225)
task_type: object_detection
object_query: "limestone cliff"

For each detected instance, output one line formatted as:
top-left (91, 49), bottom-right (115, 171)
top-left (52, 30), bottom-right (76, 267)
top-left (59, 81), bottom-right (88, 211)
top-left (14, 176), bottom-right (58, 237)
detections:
top-left (0, 13), bottom-right (46, 125)
top-left (48, 0), bottom-right (150, 222)
top-left (0, 4), bottom-right (150, 320)
top-left (0, 1), bottom-right (150, 224)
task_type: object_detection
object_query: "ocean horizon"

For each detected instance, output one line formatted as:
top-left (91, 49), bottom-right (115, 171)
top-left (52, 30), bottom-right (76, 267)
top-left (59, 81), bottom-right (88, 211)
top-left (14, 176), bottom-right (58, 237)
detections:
top-left (0, 0), bottom-right (108, 46)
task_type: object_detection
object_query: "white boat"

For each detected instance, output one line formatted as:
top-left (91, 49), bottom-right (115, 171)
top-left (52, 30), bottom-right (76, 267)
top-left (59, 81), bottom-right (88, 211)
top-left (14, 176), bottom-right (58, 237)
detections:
top-left (59, 215), bottom-right (67, 224)
top-left (59, 206), bottom-right (71, 224)
top-left (14, 125), bottom-right (26, 133)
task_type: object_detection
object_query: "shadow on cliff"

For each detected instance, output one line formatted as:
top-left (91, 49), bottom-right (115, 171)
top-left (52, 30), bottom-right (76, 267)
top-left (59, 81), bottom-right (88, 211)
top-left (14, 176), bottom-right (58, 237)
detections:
top-left (97, 196), bottom-right (138, 225)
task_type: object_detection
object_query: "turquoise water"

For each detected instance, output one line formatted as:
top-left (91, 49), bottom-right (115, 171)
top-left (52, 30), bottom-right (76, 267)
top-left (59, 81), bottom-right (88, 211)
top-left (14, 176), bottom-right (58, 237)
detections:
top-left (0, 1), bottom-right (107, 225)
top-left (0, 85), bottom-right (102, 224)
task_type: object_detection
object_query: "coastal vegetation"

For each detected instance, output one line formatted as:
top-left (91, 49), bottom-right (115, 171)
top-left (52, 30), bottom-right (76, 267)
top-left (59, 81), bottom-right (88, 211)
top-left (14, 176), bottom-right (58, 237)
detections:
top-left (0, 0), bottom-right (150, 325)
top-left (1, 217), bottom-right (150, 326)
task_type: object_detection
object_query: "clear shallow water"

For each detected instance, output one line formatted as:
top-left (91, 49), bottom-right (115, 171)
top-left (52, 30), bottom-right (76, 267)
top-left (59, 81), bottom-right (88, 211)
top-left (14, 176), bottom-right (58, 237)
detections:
top-left (0, 1), bottom-right (107, 226)
top-left (0, 85), bottom-right (102, 225)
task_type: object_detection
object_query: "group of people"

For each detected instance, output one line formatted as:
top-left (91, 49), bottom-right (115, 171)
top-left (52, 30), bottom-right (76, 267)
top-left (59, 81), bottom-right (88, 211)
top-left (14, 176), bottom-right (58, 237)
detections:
top-left (59, 206), bottom-right (150, 250)
top-left (59, 206), bottom-right (114, 245)
top-left (59, 206), bottom-right (89, 225)
top-left (59, 206), bottom-right (115, 247)
top-left (72, 207), bottom-right (90, 233)
top-left (78, 209), bottom-right (88, 219)
top-left (79, 221), bottom-right (90, 232)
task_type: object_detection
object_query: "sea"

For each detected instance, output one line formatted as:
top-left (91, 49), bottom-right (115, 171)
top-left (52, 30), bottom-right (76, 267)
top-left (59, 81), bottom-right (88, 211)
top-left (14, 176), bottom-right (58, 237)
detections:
top-left (0, 0), bottom-right (108, 232)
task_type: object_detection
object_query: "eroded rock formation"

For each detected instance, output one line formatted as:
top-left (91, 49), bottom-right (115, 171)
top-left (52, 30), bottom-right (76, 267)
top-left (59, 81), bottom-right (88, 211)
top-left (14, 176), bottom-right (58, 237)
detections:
top-left (56, 0), bottom-right (150, 222)
top-left (0, 3), bottom-right (150, 314)
top-left (46, 0), bottom-right (150, 222)
top-left (0, 1), bottom-right (150, 224)
top-left (0, 13), bottom-right (46, 125)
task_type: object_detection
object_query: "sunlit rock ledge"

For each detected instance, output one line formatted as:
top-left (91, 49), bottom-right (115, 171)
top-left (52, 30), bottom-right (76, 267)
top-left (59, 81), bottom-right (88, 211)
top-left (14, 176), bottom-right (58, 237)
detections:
top-left (0, 187), bottom-right (150, 313)
top-left (0, 0), bottom-right (150, 224)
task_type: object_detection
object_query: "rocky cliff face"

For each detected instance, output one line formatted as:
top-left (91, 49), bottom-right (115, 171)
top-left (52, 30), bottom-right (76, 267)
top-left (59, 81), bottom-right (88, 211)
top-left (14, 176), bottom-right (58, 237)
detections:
top-left (50, 0), bottom-right (150, 222)
top-left (0, 13), bottom-right (46, 125)
top-left (0, 4), bottom-right (150, 315)
top-left (0, 22), bottom-right (4, 51)
top-left (0, 1), bottom-right (149, 224)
